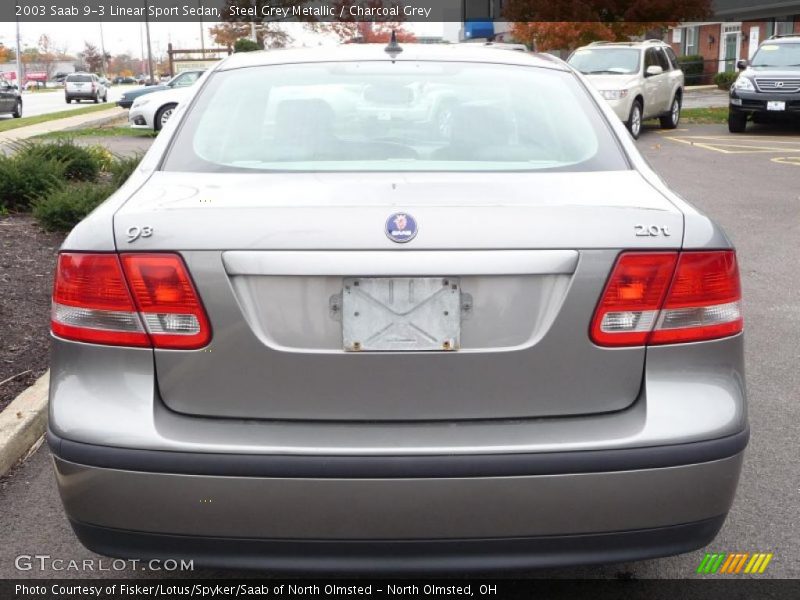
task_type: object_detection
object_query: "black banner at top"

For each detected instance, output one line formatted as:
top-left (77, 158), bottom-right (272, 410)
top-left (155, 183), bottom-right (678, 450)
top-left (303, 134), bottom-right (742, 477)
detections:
top-left (3, 0), bottom-right (720, 23)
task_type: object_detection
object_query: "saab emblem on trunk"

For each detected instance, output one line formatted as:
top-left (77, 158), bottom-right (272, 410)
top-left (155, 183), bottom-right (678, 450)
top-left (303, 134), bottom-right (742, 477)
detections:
top-left (386, 213), bottom-right (418, 244)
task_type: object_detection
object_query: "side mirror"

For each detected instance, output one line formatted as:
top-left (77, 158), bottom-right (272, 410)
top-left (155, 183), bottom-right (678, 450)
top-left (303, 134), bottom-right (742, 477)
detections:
top-left (645, 65), bottom-right (664, 77)
top-left (737, 59), bottom-right (748, 70)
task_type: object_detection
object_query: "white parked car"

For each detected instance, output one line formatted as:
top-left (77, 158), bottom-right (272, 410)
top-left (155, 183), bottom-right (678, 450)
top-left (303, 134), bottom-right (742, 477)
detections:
top-left (65, 73), bottom-right (108, 104)
top-left (129, 86), bottom-right (191, 131)
top-left (568, 40), bottom-right (684, 139)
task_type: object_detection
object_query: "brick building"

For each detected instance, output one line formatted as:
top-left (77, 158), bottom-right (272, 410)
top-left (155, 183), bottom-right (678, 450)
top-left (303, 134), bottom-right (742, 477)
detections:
top-left (668, 1), bottom-right (800, 82)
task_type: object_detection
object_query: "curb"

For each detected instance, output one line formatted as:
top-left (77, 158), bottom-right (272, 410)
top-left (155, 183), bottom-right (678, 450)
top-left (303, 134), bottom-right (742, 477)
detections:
top-left (0, 371), bottom-right (49, 477)
top-left (62, 111), bottom-right (127, 132)
top-left (685, 85), bottom-right (720, 92)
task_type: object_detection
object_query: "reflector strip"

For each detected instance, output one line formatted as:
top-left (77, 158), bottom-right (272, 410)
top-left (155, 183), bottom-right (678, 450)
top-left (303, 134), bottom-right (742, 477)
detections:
top-left (52, 302), bottom-right (144, 333)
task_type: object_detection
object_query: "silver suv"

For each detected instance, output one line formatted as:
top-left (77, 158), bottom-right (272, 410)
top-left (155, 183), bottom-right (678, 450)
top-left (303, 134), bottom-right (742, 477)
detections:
top-left (569, 40), bottom-right (685, 139)
top-left (64, 72), bottom-right (108, 104)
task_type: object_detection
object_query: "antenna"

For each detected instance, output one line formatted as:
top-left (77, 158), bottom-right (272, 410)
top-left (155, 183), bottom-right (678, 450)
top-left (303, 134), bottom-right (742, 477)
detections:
top-left (384, 30), bottom-right (403, 58)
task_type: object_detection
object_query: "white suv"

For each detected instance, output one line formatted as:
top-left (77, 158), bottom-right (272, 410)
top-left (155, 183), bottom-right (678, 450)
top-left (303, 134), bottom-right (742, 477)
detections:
top-left (65, 73), bottom-right (108, 104)
top-left (568, 40), bottom-right (684, 139)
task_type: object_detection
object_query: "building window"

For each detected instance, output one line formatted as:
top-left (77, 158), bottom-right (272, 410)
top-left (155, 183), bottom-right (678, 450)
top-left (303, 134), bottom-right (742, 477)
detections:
top-left (775, 18), bottom-right (795, 36)
top-left (683, 26), bottom-right (699, 55)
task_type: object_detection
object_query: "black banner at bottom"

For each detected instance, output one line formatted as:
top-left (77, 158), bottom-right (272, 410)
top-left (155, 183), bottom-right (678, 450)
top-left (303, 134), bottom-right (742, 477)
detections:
top-left (2, 580), bottom-right (799, 600)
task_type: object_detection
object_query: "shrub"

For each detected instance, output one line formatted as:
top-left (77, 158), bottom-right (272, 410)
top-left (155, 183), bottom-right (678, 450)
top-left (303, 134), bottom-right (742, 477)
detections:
top-left (108, 153), bottom-right (143, 187)
top-left (234, 39), bottom-right (261, 53)
top-left (677, 54), bottom-right (707, 84)
top-left (714, 71), bottom-right (738, 90)
top-left (32, 182), bottom-right (117, 231)
top-left (0, 153), bottom-right (65, 211)
top-left (13, 139), bottom-right (101, 182)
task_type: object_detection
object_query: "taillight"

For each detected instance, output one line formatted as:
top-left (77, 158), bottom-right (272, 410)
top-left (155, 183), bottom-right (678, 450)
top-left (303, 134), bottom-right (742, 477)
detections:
top-left (591, 250), bottom-right (742, 347)
top-left (52, 253), bottom-right (150, 347)
top-left (51, 252), bottom-right (211, 349)
top-left (120, 254), bottom-right (211, 349)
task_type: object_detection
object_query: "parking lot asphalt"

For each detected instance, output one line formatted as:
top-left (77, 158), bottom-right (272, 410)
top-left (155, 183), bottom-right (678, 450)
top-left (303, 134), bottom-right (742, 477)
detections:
top-left (0, 122), bottom-right (798, 580)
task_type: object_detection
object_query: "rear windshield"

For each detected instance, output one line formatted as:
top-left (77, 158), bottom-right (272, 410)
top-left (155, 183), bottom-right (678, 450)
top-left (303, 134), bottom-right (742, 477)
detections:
top-left (66, 74), bottom-right (93, 82)
top-left (163, 62), bottom-right (628, 173)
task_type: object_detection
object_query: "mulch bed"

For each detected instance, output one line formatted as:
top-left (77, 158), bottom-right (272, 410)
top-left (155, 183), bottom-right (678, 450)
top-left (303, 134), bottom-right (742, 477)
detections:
top-left (0, 215), bottom-right (65, 412)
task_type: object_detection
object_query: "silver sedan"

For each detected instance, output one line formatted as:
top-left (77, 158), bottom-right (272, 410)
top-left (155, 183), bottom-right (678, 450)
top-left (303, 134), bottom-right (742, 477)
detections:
top-left (47, 43), bottom-right (747, 572)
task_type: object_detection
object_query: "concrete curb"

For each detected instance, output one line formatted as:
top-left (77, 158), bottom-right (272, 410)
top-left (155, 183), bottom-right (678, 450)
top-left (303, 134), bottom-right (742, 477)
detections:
top-left (685, 85), bottom-right (719, 92)
top-left (0, 371), bottom-right (49, 477)
top-left (0, 106), bottom-right (126, 144)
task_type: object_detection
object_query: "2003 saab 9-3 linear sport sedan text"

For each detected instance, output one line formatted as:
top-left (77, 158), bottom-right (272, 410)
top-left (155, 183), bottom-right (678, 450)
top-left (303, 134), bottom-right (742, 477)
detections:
top-left (47, 43), bottom-right (748, 572)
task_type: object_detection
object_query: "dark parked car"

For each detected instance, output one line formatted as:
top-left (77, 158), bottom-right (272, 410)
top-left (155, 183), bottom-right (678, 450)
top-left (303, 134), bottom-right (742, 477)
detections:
top-left (729, 34), bottom-right (800, 132)
top-left (0, 76), bottom-right (22, 118)
top-left (117, 70), bottom-right (204, 109)
top-left (114, 76), bottom-right (137, 85)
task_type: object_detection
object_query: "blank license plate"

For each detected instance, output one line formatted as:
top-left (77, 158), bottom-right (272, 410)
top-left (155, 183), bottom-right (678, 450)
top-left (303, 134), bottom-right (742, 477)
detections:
top-left (342, 277), bottom-right (461, 352)
top-left (767, 101), bottom-right (786, 111)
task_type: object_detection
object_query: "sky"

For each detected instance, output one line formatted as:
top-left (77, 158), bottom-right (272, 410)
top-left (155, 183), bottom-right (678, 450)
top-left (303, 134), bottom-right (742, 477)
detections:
top-left (0, 21), bottom-right (447, 62)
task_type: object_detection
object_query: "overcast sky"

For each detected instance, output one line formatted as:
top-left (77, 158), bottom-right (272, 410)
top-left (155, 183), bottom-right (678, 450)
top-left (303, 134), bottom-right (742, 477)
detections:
top-left (0, 21), bottom-right (446, 60)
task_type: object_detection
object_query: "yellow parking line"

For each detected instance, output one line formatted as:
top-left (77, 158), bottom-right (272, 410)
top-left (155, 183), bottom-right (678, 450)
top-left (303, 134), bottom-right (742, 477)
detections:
top-left (772, 156), bottom-right (800, 166)
top-left (664, 136), bottom-right (800, 154)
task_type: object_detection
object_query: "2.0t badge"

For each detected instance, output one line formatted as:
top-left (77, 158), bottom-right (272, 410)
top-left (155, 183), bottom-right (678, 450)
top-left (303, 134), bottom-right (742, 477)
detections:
top-left (385, 212), bottom-right (418, 244)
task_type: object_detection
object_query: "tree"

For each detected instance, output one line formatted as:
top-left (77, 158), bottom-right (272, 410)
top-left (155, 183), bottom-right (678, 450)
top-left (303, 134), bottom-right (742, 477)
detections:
top-left (209, 21), bottom-right (291, 50)
top-left (0, 44), bottom-right (14, 63)
top-left (35, 34), bottom-right (58, 79)
top-left (318, 2), bottom-right (416, 44)
top-left (234, 38), bottom-right (261, 52)
top-left (503, 0), bottom-right (711, 51)
top-left (80, 42), bottom-right (104, 73)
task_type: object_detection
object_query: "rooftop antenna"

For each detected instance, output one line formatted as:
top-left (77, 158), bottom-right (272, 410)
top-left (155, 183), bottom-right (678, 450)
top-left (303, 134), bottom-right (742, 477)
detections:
top-left (384, 30), bottom-right (403, 60)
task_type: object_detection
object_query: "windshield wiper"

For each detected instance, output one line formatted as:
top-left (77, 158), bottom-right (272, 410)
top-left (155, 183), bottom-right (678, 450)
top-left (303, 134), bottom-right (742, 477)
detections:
top-left (584, 70), bottom-right (626, 74)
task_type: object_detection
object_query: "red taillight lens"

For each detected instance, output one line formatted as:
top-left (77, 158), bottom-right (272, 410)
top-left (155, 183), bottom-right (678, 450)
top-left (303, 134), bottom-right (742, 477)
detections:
top-left (51, 253), bottom-right (150, 347)
top-left (51, 252), bottom-right (211, 350)
top-left (649, 251), bottom-right (742, 345)
top-left (591, 250), bottom-right (742, 347)
top-left (120, 253), bottom-right (211, 350)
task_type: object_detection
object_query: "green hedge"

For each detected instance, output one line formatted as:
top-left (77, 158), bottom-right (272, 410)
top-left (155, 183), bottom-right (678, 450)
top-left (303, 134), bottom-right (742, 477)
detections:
top-left (677, 54), bottom-right (705, 77)
top-left (1, 138), bottom-right (143, 231)
top-left (714, 71), bottom-right (738, 90)
top-left (0, 153), bottom-right (65, 211)
top-left (13, 138), bottom-right (101, 182)
top-left (33, 182), bottom-right (118, 232)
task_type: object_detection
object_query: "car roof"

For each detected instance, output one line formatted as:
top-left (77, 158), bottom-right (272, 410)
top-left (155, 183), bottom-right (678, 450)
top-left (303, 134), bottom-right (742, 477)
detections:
top-left (215, 44), bottom-right (569, 72)
top-left (764, 35), bottom-right (800, 43)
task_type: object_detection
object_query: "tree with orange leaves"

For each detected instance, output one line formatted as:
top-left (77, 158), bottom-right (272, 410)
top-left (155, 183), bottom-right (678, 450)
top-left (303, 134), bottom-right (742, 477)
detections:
top-left (316, 1), bottom-right (416, 44)
top-left (503, 0), bottom-right (711, 51)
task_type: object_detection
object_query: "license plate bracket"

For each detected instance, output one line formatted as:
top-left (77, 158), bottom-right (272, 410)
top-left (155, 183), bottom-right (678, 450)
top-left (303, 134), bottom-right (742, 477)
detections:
top-left (342, 277), bottom-right (461, 352)
top-left (767, 101), bottom-right (786, 111)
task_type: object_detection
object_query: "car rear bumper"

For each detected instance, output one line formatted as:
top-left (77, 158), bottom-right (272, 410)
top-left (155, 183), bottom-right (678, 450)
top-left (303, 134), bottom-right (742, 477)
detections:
top-left (69, 516), bottom-right (727, 573)
top-left (49, 428), bottom-right (746, 571)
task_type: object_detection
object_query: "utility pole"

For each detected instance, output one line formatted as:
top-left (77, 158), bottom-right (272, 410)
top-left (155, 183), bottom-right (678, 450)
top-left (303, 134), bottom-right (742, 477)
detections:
top-left (144, 0), bottom-right (155, 83)
top-left (15, 16), bottom-right (23, 91)
top-left (99, 20), bottom-right (108, 76)
top-left (198, 0), bottom-right (205, 54)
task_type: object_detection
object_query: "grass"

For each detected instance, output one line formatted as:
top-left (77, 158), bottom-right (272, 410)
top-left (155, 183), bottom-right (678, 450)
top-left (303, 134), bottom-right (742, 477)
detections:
top-left (681, 107), bottom-right (729, 125)
top-left (0, 104), bottom-right (118, 134)
top-left (36, 126), bottom-right (157, 140)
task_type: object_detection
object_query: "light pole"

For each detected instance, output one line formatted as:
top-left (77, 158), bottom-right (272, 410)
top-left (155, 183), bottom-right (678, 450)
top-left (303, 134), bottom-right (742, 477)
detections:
top-left (144, 0), bottom-right (155, 83)
top-left (15, 16), bottom-right (23, 91)
top-left (198, 0), bottom-right (205, 53)
top-left (99, 20), bottom-right (108, 76)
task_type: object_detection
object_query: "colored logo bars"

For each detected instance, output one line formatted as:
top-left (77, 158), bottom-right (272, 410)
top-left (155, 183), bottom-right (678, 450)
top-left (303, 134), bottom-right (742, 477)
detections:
top-left (697, 552), bottom-right (774, 574)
